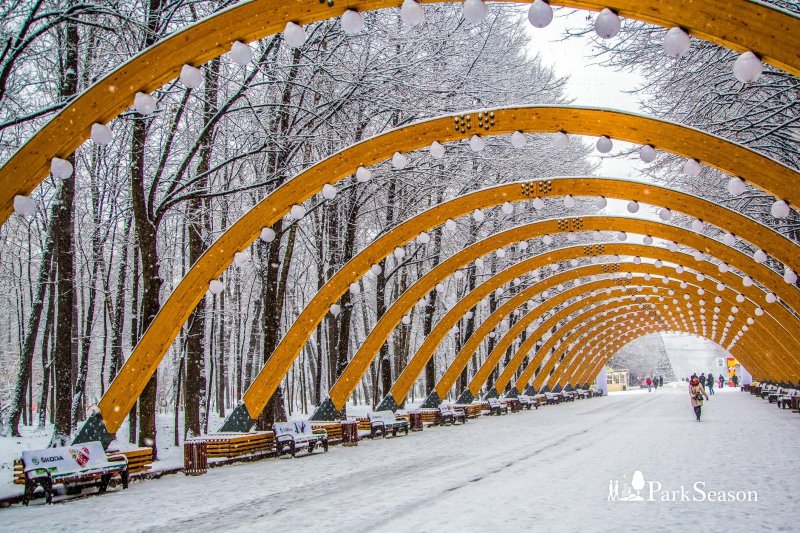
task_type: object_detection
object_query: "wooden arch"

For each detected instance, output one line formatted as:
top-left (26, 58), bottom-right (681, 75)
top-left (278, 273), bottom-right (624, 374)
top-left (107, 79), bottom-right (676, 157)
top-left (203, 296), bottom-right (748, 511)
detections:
top-left (3, 0), bottom-right (799, 223)
top-left (381, 248), bottom-right (798, 412)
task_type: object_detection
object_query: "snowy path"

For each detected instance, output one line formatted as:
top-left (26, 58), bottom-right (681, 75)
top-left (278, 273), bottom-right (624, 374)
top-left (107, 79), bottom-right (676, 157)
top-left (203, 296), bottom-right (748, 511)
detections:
top-left (2, 385), bottom-right (798, 532)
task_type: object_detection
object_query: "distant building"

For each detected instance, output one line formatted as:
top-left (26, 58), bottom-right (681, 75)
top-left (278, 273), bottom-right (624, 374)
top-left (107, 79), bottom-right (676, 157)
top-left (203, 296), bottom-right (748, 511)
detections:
top-left (606, 367), bottom-right (629, 392)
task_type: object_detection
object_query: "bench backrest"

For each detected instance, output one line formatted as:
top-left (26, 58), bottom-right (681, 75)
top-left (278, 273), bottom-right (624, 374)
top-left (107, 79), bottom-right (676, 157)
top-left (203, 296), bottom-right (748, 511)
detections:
top-left (487, 398), bottom-right (502, 407)
top-left (274, 420), bottom-right (315, 436)
top-left (517, 395), bottom-right (530, 402)
top-left (22, 441), bottom-right (110, 478)
top-left (367, 410), bottom-right (397, 424)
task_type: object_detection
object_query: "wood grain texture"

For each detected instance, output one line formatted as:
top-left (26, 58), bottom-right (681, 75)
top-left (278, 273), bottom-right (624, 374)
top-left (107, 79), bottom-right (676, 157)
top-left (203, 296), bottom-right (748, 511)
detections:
top-left (1, 0), bottom-right (797, 224)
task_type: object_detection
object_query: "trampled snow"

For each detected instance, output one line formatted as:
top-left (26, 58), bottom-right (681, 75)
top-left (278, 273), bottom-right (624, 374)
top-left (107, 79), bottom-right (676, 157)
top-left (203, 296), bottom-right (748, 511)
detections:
top-left (1, 385), bottom-right (797, 531)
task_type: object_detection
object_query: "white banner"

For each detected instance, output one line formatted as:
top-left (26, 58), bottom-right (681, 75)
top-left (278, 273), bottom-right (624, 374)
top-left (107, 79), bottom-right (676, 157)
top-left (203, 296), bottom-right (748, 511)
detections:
top-left (22, 441), bottom-right (108, 477)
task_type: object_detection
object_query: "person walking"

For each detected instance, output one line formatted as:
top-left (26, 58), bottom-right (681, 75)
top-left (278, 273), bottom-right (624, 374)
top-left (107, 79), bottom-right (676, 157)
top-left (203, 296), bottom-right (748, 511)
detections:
top-left (706, 373), bottom-right (715, 395)
top-left (699, 373), bottom-right (706, 388)
top-left (718, 374), bottom-right (724, 389)
top-left (646, 377), bottom-right (652, 392)
top-left (689, 375), bottom-right (709, 421)
top-left (659, 376), bottom-right (663, 387)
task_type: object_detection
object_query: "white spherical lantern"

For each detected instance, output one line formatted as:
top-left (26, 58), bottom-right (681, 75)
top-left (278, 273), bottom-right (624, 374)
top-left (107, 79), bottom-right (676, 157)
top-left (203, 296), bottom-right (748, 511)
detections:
top-left (418, 231), bottom-right (431, 244)
top-left (510, 131), bottom-right (527, 148)
top-left (543, 235), bottom-right (553, 246)
top-left (528, 0), bottom-right (553, 28)
top-left (617, 231), bottom-right (627, 241)
top-left (718, 263), bottom-right (729, 273)
top-left (742, 276), bottom-right (753, 287)
top-left (133, 92), bottom-right (157, 115)
top-left (462, 0), bottom-right (487, 23)
top-left (391, 152), bottom-right (409, 170)
top-left (532, 197), bottom-right (545, 210)
top-left (659, 208), bottom-right (672, 221)
top-left (518, 241), bottom-right (529, 251)
top-left (429, 141), bottom-right (445, 159)
top-left (401, 314), bottom-right (411, 325)
top-left (445, 218), bottom-right (457, 232)
top-left (642, 235), bottom-right (653, 246)
top-left (400, 0), bottom-right (425, 26)
top-left (727, 177), bottom-right (746, 196)
top-left (370, 264), bottom-right (383, 276)
top-left (595, 8), bottom-right (621, 39)
top-left (495, 248), bottom-right (506, 258)
top-left (765, 292), bottom-right (776, 304)
top-left (356, 166), bottom-right (372, 183)
top-left (755, 307), bottom-right (764, 316)
top-left (753, 249), bottom-right (767, 263)
top-left (639, 144), bottom-right (657, 163)
top-left (393, 247), bottom-right (406, 259)
top-left (722, 233), bottom-right (736, 247)
top-left (436, 283), bottom-right (445, 293)
top-left (341, 10), bottom-right (365, 35)
top-left (50, 157), bottom-right (74, 179)
top-left (691, 219), bottom-right (704, 233)
top-left (283, 22), bottom-right (307, 48)
top-left (495, 287), bottom-right (504, 297)
top-left (473, 208), bottom-right (485, 222)
top-left (633, 256), bottom-right (642, 265)
top-left (469, 134), bottom-right (486, 152)
top-left (229, 41), bottom-right (253, 66)
top-left (770, 199), bottom-right (790, 219)
top-left (475, 258), bottom-right (484, 269)
top-left (596, 135), bottom-right (613, 153)
top-left (260, 227), bottom-right (276, 242)
top-left (349, 282), bottom-right (361, 295)
top-left (626, 200), bottom-right (639, 213)
top-left (563, 195), bottom-right (575, 209)
top-left (693, 250), bottom-right (704, 262)
top-left (553, 131), bottom-right (569, 148)
top-left (733, 51), bottom-right (763, 83)
top-left (290, 204), bottom-right (306, 219)
top-left (454, 270), bottom-right (465, 280)
top-left (209, 279), bottom-right (224, 295)
top-left (329, 304), bottom-right (341, 317)
top-left (594, 196), bottom-right (607, 210)
top-left (675, 265), bottom-right (684, 274)
top-left (13, 195), bottom-right (36, 216)
top-left (683, 159), bottom-right (702, 176)
top-left (736, 294), bottom-right (744, 303)
top-left (663, 27), bottom-right (691, 57)
top-left (180, 64), bottom-right (203, 88)
top-left (655, 260), bottom-right (663, 268)
top-left (322, 184), bottom-right (338, 200)
top-left (501, 201), bottom-right (514, 214)
top-left (784, 268), bottom-right (798, 284)
top-left (90, 123), bottom-right (113, 145)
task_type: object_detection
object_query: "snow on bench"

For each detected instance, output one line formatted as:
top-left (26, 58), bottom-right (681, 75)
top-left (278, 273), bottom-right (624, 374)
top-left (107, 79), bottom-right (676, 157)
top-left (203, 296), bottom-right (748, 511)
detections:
top-left (21, 441), bottom-right (129, 504)
top-left (367, 410), bottom-right (409, 438)
top-left (438, 402), bottom-right (467, 425)
top-left (485, 397), bottom-right (509, 415)
top-left (777, 389), bottom-right (799, 409)
top-left (274, 420), bottom-right (328, 457)
top-left (516, 394), bottom-right (540, 409)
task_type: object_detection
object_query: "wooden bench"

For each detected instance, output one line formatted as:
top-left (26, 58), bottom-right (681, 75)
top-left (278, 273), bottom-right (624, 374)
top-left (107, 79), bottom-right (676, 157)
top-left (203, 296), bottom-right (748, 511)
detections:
top-left (767, 387), bottom-right (785, 403)
top-left (204, 431), bottom-right (274, 459)
top-left (485, 397), bottom-right (509, 415)
top-left (367, 410), bottom-right (410, 438)
top-left (544, 392), bottom-right (560, 405)
top-left (438, 403), bottom-right (467, 425)
top-left (760, 385), bottom-right (777, 400)
top-left (273, 421), bottom-right (328, 457)
top-left (21, 441), bottom-right (128, 505)
top-left (453, 403), bottom-right (483, 419)
top-left (311, 422), bottom-right (342, 445)
top-left (516, 394), bottom-right (540, 410)
top-left (418, 409), bottom-right (440, 426)
top-left (777, 389), bottom-right (799, 409)
top-left (14, 447), bottom-right (152, 486)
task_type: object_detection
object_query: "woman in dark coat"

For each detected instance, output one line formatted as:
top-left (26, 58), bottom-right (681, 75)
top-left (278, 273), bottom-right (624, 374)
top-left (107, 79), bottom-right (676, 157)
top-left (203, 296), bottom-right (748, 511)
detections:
top-left (706, 373), bottom-right (715, 395)
top-left (690, 376), bottom-right (709, 421)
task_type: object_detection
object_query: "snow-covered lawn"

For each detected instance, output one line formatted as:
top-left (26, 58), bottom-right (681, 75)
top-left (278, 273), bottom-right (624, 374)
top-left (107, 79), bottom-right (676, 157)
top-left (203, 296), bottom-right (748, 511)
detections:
top-left (1, 384), bottom-right (797, 531)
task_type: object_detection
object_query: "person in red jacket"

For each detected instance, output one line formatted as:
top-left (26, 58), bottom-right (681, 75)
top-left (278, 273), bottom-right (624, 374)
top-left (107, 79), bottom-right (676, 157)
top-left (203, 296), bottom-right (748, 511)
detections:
top-left (646, 377), bottom-right (652, 392)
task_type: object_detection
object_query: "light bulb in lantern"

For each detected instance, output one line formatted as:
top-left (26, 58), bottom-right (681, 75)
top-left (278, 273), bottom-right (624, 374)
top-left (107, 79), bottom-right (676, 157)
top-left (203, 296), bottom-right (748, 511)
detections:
top-left (771, 199), bottom-right (790, 219)
top-left (543, 235), bottom-right (553, 246)
top-left (733, 51), bottom-right (763, 83)
top-left (290, 204), bottom-right (306, 219)
top-left (736, 294), bottom-right (744, 303)
top-left (91, 123), bottom-right (113, 145)
top-left (391, 152), bottom-right (409, 170)
top-left (753, 249), bottom-right (767, 263)
top-left (595, 8), bottom-right (621, 39)
top-left (495, 248), bottom-right (506, 258)
top-left (50, 157), bottom-right (74, 179)
top-left (596, 135), bottom-right (613, 153)
top-left (518, 241), bottom-right (529, 251)
top-left (528, 0), bottom-right (553, 28)
top-left (260, 227), bottom-right (276, 242)
top-left (727, 176), bottom-right (746, 196)
top-left (659, 208), bottom-right (672, 221)
top-left (693, 250), bottom-right (704, 261)
top-left (663, 27), bottom-right (691, 57)
top-left (445, 218), bottom-right (457, 232)
top-left (180, 64), bottom-right (203, 88)
top-left (617, 231), bottom-right (627, 241)
top-left (370, 264), bottom-right (383, 276)
top-left (718, 263), bottom-right (729, 273)
top-left (341, 10), bottom-right (365, 35)
top-left (510, 131), bottom-right (526, 148)
top-left (639, 144), bottom-right (657, 162)
top-left (356, 166), bottom-right (372, 182)
top-left (209, 279), bottom-right (224, 295)
top-left (691, 219), bottom-right (704, 232)
top-left (469, 134), bottom-right (486, 152)
top-left (643, 235), bottom-right (653, 246)
top-left (683, 159), bottom-right (702, 176)
top-left (595, 196), bottom-right (607, 210)
top-left (475, 258), bottom-right (484, 269)
top-left (429, 141), bottom-right (445, 159)
top-left (133, 92), bottom-right (157, 115)
top-left (563, 195), bottom-right (575, 209)
top-left (473, 208), bottom-right (485, 222)
top-left (627, 200), bottom-right (639, 213)
top-left (633, 256), bottom-right (641, 264)
top-left (401, 315), bottom-right (411, 325)
top-left (722, 232), bottom-right (736, 247)
top-left (283, 22), bottom-right (307, 48)
top-left (501, 202), bottom-right (514, 214)
top-left (349, 282), bottom-right (361, 295)
top-left (553, 131), bottom-right (569, 148)
top-left (400, 0), bottom-right (425, 26)
top-left (742, 276), bottom-right (753, 287)
top-left (13, 195), bottom-right (35, 216)
top-left (418, 231), bottom-right (431, 244)
top-left (394, 247), bottom-right (406, 259)
top-left (229, 41), bottom-right (253, 65)
top-left (655, 260), bottom-right (663, 268)
top-left (453, 270), bottom-right (464, 280)
top-left (765, 292), bottom-right (776, 304)
top-left (784, 268), bottom-right (798, 284)
top-left (532, 197), bottom-right (545, 210)
top-left (462, 0), bottom-right (487, 24)
top-left (755, 307), bottom-right (763, 316)
top-left (675, 265), bottom-right (684, 274)
top-left (329, 304), bottom-right (341, 317)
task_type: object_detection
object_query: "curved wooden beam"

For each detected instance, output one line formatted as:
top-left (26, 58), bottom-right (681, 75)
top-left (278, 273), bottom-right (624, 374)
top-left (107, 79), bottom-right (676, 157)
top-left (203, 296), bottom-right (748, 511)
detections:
top-left (3, 0), bottom-right (798, 224)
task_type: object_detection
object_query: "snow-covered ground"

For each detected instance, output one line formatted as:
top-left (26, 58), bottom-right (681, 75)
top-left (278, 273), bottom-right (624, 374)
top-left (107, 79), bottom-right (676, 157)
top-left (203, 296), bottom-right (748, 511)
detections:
top-left (2, 384), bottom-right (797, 532)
